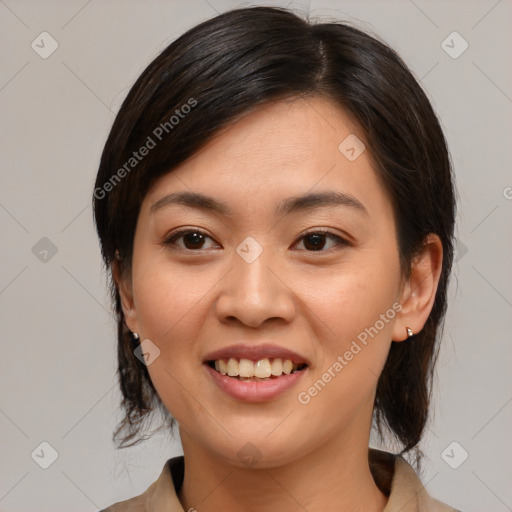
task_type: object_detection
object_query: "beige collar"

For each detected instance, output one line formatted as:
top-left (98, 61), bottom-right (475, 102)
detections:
top-left (103, 449), bottom-right (457, 511)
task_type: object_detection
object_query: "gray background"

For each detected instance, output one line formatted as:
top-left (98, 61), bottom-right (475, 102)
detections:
top-left (1, 0), bottom-right (511, 510)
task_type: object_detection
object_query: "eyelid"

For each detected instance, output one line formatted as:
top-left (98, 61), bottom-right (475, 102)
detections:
top-left (164, 227), bottom-right (206, 239)
top-left (299, 227), bottom-right (350, 240)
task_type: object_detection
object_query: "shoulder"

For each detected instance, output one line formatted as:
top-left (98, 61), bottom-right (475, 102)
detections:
top-left (369, 449), bottom-right (462, 512)
top-left (98, 456), bottom-right (185, 512)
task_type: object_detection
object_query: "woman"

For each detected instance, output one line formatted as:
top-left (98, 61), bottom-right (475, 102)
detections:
top-left (94, 6), bottom-right (459, 511)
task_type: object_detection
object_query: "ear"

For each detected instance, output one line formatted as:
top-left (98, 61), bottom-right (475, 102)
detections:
top-left (392, 234), bottom-right (443, 342)
top-left (112, 255), bottom-right (139, 334)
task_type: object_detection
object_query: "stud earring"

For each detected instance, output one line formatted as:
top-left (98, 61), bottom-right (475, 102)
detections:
top-left (131, 331), bottom-right (140, 340)
top-left (406, 327), bottom-right (414, 338)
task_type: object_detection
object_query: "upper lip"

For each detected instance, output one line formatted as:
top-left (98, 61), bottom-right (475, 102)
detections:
top-left (203, 344), bottom-right (309, 365)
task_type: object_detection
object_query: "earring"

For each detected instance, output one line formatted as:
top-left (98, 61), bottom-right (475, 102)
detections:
top-left (131, 331), bottom-right (140, 340)
top-left (406, 327), bottom-right (414, 338)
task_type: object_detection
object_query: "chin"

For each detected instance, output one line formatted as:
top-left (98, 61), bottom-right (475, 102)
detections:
top-left (199, 430), bottom-right (307, 470)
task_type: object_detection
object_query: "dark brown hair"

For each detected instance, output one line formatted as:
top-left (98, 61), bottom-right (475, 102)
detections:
top-left (93, 6), bottom-right (456, 457)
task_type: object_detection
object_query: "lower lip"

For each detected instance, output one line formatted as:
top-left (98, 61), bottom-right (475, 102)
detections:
top-left (204, 364), bottom-right (307, 402)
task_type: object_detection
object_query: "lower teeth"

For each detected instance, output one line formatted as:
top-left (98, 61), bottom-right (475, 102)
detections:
top-left (235, 376), bottom-right (275, 381)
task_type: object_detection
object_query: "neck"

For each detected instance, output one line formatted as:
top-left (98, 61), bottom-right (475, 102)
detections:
top-left (177, 428), bottom-right (387, 512)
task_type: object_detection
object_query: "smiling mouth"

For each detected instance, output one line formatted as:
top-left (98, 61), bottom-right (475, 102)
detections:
top-left (206, 358), bottom-right (308, 381)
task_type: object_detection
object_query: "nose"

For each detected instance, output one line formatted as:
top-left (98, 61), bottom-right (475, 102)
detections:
top-left (214, 249), bottom-right (295, 328)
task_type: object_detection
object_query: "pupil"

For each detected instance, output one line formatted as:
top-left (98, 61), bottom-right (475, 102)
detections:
top-left (305, 233), bottom-right (325, 251)
top-left (185, 232), bottom-right (204, 248)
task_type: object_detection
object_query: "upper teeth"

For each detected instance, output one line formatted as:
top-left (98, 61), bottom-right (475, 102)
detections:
top-left (213, 358), bottom-right (302, 378)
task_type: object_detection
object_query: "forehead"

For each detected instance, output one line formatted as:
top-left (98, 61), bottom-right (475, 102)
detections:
top-left (185, 96), bottom-right (361, 178)
top-left (143, 96), bottom-right (391, 220)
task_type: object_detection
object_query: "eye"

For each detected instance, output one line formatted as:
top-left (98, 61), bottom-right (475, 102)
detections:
top-left (163, 228), bottom-right (349, 253)
top-left (293, 229), bottom-right (348, 252)
top-left (163, 228), bottom-right (220, 251)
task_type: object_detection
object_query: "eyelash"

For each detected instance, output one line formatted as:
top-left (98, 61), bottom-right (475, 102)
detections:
top-left (162, 228), bottom-right (350, 253)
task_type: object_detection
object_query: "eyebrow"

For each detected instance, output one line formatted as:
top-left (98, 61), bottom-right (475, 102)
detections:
top-left (150, 190), bottom-right (367, 217)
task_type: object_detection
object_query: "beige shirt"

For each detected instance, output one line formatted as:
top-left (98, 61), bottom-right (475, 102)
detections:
top-left (101, 449), bottom-right (459, 512)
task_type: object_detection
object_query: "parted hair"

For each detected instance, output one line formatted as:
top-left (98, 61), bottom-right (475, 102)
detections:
top-left (93, 6), bottom-right (456, 458)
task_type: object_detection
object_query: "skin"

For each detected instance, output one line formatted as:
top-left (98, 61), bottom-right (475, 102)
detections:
top-left (116, 95), bottom-right (443, 512)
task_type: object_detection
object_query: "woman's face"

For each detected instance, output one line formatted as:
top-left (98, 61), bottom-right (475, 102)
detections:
top-left (121, 96), bottom-right (408, 467)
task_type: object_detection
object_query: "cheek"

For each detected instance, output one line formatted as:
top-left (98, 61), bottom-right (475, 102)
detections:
top-left (129, 252), bottom-right (231, 407)
top-left (295, 253), bottom-right (401, 395)
top-left (304, 257), bottom-right (400, 342)
top-left (130, 262), bottom-right (213, 427)
top-left (291, 275), bottom-right (398, 437)
top-left (132, 255), bottom-right (217, 341)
